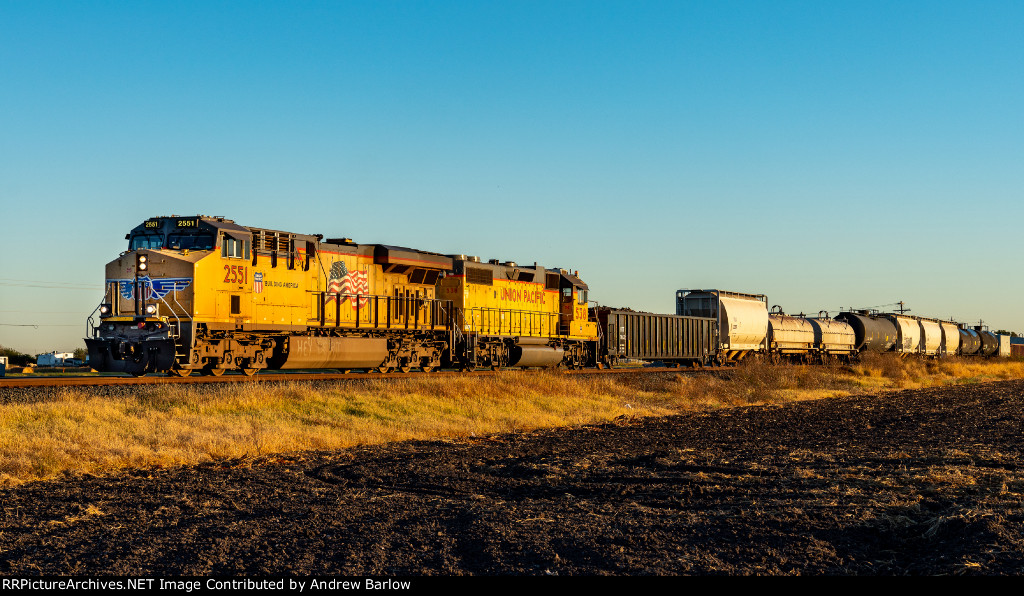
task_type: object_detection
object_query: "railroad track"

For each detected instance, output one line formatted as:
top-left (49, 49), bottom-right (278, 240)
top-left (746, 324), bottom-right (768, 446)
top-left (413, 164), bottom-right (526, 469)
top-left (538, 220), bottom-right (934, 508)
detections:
top-left (0, 365), bottom-right (721, 389)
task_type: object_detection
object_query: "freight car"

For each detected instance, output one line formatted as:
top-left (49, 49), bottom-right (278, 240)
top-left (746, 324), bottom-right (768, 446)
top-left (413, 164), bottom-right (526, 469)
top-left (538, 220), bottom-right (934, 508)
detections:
top-left (835, 310), bottom-right (897, 353)
top-left (806, 313), bottom-right (857, 362)
top-left (675, 289), bottom-right (768, 364)
top-left (86, 216), bottom-right (599, 376)
top-left (594, 308), bottom-right (716, 368)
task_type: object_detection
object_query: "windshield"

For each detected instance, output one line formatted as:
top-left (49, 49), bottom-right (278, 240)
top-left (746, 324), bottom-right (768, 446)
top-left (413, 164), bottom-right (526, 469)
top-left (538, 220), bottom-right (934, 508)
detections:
top-left (129, 234), bottom-right (163, 250)
top-left (129, 232), bottom-right (216, 251)
top-left (167, 233), bottom-right (216, 250)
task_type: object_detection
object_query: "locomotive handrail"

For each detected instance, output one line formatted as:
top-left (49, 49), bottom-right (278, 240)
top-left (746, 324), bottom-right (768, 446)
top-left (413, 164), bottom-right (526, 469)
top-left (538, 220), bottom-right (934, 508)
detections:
top-left (155, 286), bottom-right (189, 338)
top-left (319, 292), bottom-right (453, 331)
top-left (461, 307), bottom-right (560, 337)
top-left (85, 303), bottom-right (102, 338)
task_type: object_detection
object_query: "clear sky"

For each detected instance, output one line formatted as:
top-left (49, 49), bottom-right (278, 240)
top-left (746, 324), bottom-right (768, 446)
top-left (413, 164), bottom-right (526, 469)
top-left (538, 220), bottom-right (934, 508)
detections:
top-left (1, 1), bottom-right (1021, 354)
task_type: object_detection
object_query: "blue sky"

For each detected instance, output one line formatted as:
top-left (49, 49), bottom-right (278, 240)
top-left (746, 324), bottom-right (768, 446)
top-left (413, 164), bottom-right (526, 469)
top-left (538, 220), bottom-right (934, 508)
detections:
top-left (1, 1), bottom-right (1021, 354)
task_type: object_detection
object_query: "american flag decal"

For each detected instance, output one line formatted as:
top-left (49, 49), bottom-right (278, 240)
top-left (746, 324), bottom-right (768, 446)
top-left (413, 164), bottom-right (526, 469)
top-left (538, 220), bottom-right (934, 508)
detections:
top-left (324, 261), bottom-right (369, 308)
top-left (253, 272), bottom-right (263, 294)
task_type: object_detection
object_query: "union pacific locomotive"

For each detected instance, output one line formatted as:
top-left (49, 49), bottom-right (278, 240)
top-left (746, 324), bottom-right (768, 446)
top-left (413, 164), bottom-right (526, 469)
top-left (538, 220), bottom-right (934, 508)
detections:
top-left (86, 215), bottom-right (599, 376)
top-left (86, 216), bottom-right (1007, 376)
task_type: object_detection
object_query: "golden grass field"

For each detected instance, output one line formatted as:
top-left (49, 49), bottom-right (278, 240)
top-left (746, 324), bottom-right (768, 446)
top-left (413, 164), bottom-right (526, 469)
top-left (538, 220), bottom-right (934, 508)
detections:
top-left (2, 354), bottom-right (1023, 486)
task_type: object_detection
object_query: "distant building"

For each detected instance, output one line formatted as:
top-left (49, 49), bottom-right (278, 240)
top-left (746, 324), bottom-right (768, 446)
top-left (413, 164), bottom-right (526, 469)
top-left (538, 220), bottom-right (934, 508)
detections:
top-left (36, 352), bottom-right (75, 367)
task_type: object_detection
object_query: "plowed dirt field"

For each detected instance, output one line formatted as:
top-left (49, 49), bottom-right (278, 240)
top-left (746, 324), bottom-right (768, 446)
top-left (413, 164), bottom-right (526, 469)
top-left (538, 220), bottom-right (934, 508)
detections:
top-left (2, 379), bottom-right (1022, 575)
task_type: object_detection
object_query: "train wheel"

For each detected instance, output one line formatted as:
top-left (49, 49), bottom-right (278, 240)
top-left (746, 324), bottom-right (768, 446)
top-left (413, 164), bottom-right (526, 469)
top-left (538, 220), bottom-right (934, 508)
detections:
top-left (376, 366), bottom-right (393, 374)
top-left (421, 364), bottom-right (434, 373)
top-left (206, 367), bottom-right (225, 377)
top-left (398, 364), bottom-right (412, 373)
top-left (241, 368), bottom-right (259, 377)
top-left (169, 368), bottom-right (192, 378)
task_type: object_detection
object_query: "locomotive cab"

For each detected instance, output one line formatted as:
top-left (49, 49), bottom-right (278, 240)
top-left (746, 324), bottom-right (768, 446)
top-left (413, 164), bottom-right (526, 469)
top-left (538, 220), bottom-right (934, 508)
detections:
top-left (556, 270), bottom-right (594, 337)
top-left (86, 216), bottom-right (252, 376)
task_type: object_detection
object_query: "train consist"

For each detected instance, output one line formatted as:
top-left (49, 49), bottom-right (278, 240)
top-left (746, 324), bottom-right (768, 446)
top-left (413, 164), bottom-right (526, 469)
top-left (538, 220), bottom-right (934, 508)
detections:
top-left (671, 289), bottom-right (1005, 365)
top-left (85, 216), bottom-right (1008, 376)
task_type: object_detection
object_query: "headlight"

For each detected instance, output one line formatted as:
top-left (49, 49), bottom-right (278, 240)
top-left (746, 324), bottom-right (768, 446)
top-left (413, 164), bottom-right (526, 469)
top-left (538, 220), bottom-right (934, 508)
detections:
top-left (138, 254), bottom-right (148, 271)
top-left (145, 304), bottom-right (157, 315)
top-left (99, 304), bottom-right (110, 315)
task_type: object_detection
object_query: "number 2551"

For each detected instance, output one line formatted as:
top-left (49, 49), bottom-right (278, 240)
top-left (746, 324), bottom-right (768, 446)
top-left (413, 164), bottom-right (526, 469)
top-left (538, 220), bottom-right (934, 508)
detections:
top-left (224, 265), bottom-right (247, 284)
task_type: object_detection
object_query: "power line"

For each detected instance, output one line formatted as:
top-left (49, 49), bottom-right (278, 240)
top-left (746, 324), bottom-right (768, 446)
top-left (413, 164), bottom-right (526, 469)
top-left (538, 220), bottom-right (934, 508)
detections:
top-left (0, 323), bottom-right (81, 328)
top-left (0, 280), bottom-right (101, 290)
top-left (0, 313), bottom-right (87, 317)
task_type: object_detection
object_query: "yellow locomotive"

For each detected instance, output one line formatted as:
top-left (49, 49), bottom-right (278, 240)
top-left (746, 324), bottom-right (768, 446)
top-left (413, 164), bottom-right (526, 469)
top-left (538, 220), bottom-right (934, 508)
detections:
top-left (86, 215), bottom-right (599, 376)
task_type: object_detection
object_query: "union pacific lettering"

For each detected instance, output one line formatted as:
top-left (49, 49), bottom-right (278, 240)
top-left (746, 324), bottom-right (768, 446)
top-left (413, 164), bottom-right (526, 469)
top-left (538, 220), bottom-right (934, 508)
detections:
top-left (500, 287), bottom-right (545, 304)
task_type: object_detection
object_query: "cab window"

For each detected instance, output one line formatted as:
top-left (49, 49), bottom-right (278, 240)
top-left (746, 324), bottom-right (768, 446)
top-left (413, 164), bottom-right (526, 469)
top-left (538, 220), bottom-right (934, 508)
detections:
top-left (129, 234), bottom-right (163, 250)
top-left (168, 233), bottom-right (215, 251)
top-left (221, 236), bottom-right (249, 259)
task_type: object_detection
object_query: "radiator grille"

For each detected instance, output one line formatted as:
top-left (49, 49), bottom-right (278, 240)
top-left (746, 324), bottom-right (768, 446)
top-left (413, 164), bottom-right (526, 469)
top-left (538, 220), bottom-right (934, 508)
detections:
top-left (466, 267), bottom-right (493, 285)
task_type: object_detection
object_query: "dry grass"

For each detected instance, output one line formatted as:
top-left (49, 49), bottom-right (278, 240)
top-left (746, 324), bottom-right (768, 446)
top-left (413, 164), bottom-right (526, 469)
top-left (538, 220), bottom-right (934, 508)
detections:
top-left (2, 355), bottom-right (1022, 486)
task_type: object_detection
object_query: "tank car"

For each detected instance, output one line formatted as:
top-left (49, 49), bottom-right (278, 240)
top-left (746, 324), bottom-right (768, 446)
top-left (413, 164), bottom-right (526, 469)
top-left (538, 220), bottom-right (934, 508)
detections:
top-left (766, 306), bottom-right (815, 362)
top-left (958, 325), bottom-right (982, 356)
top-left (835, 310), bottom-right (897, 353)
top-left (976, 326), bottom-right (999, 357)
top-left (806, 312), bottom-right (857, 362)
top-left (86, 216), bottom-right (599, 376)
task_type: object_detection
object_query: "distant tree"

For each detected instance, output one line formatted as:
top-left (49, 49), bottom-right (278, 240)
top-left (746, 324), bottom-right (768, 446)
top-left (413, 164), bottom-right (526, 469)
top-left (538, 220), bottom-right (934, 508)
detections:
top-left (0, 345), bottom-right (34, 366)
top-left (995, 330), bottom-right (1020, 337)
top-left (73, 347), bottom-right (88, 361)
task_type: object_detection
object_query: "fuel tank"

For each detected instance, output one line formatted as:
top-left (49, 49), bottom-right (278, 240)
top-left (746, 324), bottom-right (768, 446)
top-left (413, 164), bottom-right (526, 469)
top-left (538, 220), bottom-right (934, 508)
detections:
top-left (270, 336), bottom-right (389, 369)
top-left (507, 344), bottom-right (565, 368)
